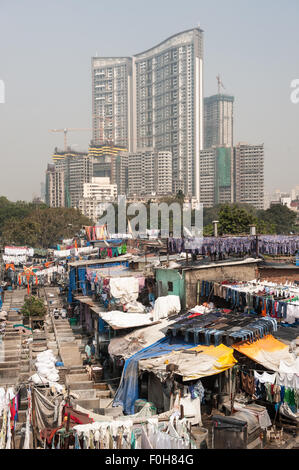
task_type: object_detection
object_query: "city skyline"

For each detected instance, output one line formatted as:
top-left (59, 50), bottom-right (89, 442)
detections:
top-left (0, 0), bottom-right (298, 201)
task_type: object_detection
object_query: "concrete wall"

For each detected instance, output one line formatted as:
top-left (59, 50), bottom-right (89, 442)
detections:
top-left (155, 269), bottom-right (185, 306)
top-left (184, 263), bottom-right (259, 309)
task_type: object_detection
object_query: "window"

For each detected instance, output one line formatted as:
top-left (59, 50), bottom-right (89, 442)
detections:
top-left (168, 282), bottom-right (173, 292)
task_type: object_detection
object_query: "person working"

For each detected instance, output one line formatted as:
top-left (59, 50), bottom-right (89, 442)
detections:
top-left (85, 338), bottom-right (93, 364)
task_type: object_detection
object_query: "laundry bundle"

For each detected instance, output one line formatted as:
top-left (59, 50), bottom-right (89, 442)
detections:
top-left (30, 350), bottom-right (63, 392)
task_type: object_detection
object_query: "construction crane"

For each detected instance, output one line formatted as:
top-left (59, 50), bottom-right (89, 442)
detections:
top-left (216, 74), bottom-right (226, 94)
top-left (49, 128), bottom-right (91, 151)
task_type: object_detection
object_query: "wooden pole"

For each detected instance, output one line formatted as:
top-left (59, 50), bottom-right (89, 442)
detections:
top-left (64, 412), bottom-right (71, 449)
top-left (229, 368), bottom-right (233, 414)
top-left (31, 388), bottom-right (37, 449)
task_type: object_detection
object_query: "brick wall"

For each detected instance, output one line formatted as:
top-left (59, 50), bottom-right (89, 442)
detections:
top-left (258, 268), bottom-right (299, 284)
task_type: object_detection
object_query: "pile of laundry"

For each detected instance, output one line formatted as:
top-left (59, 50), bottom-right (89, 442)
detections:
top-left (30, 350), bottom-right (63, 392)
top-left (0, 310), bottom-right (7, 335)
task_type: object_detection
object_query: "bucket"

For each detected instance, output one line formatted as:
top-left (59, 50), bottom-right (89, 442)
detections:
top-left (69, 317), bottom-right (77, 326)
top-left (197, 427), bottom-right (208, 449)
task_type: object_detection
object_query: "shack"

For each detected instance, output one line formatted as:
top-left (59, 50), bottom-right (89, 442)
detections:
top-left (155, 257), bottom-right (261, 310)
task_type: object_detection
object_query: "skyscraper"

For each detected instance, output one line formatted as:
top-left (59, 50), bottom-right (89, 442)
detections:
top-left (92, 28), bottom-right (204, 200)
top-left (91, 57), bottom-right (133, 150)
top-left (52, 150), bottom-right (93, 208)
top-left (204, 94), bottom-right (234, 148)
top-left (200, 147), bottom-right (234, 207)
top-left (45, 164), bottom-right (65, 208)
top-left (234, 143), bottom-right (264, 210)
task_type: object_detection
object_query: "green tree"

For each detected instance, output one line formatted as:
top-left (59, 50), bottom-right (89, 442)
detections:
top-left (218, 204), bottom-right (256, 235)
top-left (262, 204), bottom-right (297, 234)
top-left (21, 296), bottom-right (47, 317)
top-left (1, 207), bottom-right (92, 247)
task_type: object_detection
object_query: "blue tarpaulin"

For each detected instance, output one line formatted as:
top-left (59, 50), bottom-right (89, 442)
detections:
top-left (113, 337), bottom-right (196, 415)
top-left (78, 268), bottom-right (87, 296)
top-left (67, 261), bottom-right (129, 303)
top-left (68, 268), bottom-right (76, 303)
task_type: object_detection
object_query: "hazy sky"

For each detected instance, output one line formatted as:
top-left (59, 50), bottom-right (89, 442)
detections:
top-left (0, 0), bottom-right (298, 201)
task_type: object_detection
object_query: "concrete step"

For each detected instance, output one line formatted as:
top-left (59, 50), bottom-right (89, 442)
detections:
top-left (67, 366), bottom-right (86, 374)
top-left (96, 407), bottom-right (123, 417)
top-left (71, 389), bottom-right (97, 399)
top-left (0, 361), bottom-right (20, 368)
top-left (99, 398), bottom-right (114, 408)
top-left (66, 374), bottom-right (89, 383)
top-left (69, 381), bottom-right (94, 390)
top-left (74, 398), bottom-right (100, 409)
top-left (0, 368), bottom-right (20, 378)
top-left (96, 390), bottom-right (112, 398)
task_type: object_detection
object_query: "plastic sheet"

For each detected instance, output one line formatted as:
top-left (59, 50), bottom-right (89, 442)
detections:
top-left (113, 337), bottom-right (195, 415)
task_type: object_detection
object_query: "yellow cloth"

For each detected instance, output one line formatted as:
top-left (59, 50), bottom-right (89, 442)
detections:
top-left (232, 335), bottom-right (287, 358)
top-left (232, 335), bottom-right (290, 372)
top-left (183, 344), bottom-right (237, 380)
top-left (139, 344), bottom-right (237, 381)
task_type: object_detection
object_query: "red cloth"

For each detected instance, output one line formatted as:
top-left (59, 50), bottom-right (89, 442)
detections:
top-left (63, 405), bottom-right (94, 426)
top-left (187, 313), bottom-right (204, 319)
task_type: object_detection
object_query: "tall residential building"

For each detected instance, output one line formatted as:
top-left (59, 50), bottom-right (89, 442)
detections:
top-left (45, 164), bottom-right (65, 208)
top-left (91, 57), bottom-right (133, 150)
top-left (234, 143), bottom-right (264, 210)
top-left (204, 94), bottom-right (234, 148)
top-left (200, 147), bottom-right (234, 207)
top-left (52, 150), bottom-right (93, 208)
top-left (116, 150), bottom-right (172, 197)
top-left (92, 28), bottom-right (204, 200)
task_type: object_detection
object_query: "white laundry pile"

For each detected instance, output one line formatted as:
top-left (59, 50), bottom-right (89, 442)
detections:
top-left (109, 277), bottom-right (140, 305)
top-left (153, 295), bottom-right (181, 321)
top-left (123, 301), bottom-right (145, 313)
top-left (188, 304), bottom-right (214, 315)
top-left (30, 349), bottom-right (63, 393)
top-left (100, 311), bottom-right (153, 329)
